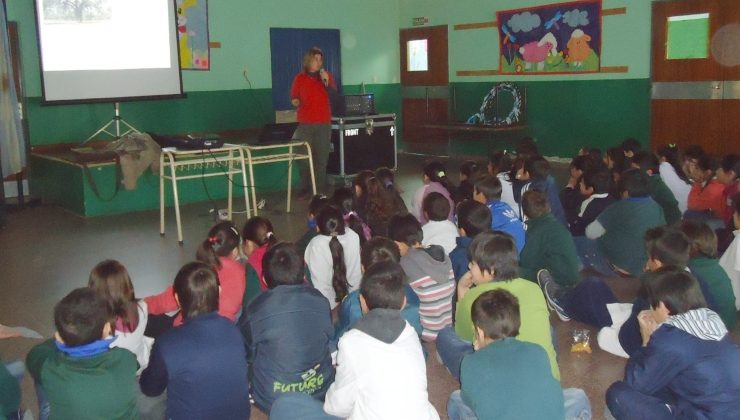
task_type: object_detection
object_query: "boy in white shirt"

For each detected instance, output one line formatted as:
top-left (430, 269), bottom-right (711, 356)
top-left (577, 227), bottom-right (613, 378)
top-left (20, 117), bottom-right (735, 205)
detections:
top-left (421, 192), bottom-right (459, 255)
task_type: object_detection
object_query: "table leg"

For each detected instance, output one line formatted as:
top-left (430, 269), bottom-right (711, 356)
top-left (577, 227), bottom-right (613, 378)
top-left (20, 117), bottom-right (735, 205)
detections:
top-left (286, 144), bottom-right (293, 213)
top-left (169, 157), bottom-right (184, 245)
top-left (159, 154), bottom-right (166, 236)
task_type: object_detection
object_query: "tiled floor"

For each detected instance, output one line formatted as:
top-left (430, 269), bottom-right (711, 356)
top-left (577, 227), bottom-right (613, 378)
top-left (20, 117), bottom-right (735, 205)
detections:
top-left (1, 152), bottom-right (737, 419)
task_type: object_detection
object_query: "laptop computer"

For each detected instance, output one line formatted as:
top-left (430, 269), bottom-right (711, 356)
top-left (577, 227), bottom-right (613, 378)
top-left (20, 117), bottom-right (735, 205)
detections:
top-left (259, 122), bottom-right (299, 144)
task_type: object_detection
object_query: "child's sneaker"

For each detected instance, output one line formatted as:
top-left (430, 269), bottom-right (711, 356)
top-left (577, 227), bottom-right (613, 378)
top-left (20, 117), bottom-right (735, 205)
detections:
top-left (537, 269), bottom-right (571, 322)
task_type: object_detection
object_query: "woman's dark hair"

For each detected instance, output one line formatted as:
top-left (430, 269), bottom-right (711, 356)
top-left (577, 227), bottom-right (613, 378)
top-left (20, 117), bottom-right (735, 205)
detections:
top-left (308, 194), bottom-right (330, 217)
top-left (679, 220), bottom-right (718, 258)
top-left (317, 205), bottom-right (350, 303)
top-left (606, 147), bottom-right (627, 172)
top-left (263, 243), bottom-right (305, 288)
top-left (360, 261), bottom-right (406, 311)
top-left (353, 170), bottom-right (375, 198)
top-left (468, 231), bottom-right (519, 281)
top-left (656, 144), bottom-right (690, 184)
top-left (423, 161), bottom-right (451, 192)
top-left (471, 289), bottom-right (521, 340)
top-left (196, 222), bottom-right (240, 269)
top-left (388, 213), bottom-right (423, 246)
top-left (55, 288), bottom-right (113, 347)
top-left (620, 168), bottom-right (651, 197)
top-left (360, 237), bottom-right (401, 268)
top-left (333, 187), bottom-right (368, 245)
top-left (515, 136), bottom-right (539, 160)
top-left (365, 177), bottom-right (396, 221)
top-left (242, 216), bottom-right (278, 248)
top-left (174, 261), bottom-right (220, 319)
top-left (644, 266), bottom-right (707, 315)
top-left (456, 200), bottom-right (492, 237)
top-left (88, 260), bottom-right (139, 333)
top-left (460, 160), bottom-right (479, 179)
top-left (720, 154), bottom-right (740, 175)
top-left (621, 138), bottom-right (642, 154)
top-left (375, 167), bottom-right (398, 192)
top-left (645, 226), bottom-right (690, 267)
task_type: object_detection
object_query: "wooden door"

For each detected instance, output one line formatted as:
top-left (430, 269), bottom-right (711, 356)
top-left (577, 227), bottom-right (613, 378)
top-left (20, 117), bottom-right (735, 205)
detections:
top-left (651, 0), bottom-right (740, 155)
top-left (399, 25), bottom-right (449, 144)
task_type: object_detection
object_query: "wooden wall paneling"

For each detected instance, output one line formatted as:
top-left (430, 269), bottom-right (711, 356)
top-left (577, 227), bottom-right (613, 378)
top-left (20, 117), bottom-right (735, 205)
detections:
top-left (650, 99), bottom-right (724, 155)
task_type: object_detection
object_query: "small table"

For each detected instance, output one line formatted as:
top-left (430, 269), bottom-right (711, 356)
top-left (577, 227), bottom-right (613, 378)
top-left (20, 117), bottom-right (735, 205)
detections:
top-left (159, 144), bottom-right (249, 244)
top-left (241, 141), bottom-right (316, 217)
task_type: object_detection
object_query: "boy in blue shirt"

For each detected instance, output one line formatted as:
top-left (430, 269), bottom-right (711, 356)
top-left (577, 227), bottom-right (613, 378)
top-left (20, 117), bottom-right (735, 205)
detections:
top-left (474, 175), bottom-right (525, 253)
top-left (449, 200), bottom-right (491, 281)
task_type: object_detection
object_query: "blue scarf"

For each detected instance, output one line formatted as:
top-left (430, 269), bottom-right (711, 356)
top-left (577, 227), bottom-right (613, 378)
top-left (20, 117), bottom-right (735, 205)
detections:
top-left (55, 336), bottom-right (117, 358)
top-left (307, 219), bottom-right (317, 230)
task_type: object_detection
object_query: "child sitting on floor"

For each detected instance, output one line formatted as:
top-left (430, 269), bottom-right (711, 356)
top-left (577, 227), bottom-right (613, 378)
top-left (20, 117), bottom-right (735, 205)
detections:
top-left (657, 143), bottom-right (691, 214)
top-left (632, 151), bottom-right (682, 225)
top-left (606, 267), bottom-right (740, 419)
top-left (686, 154), bottom-right (728, 229)
top-left (242, 216), bottom-right (279, 291)
top-left (516, 156), bottom-right (568, 226)
top-left (585, 168), bottom-right (666, 276)
top-left (719, 197), bottom-right (740, 309)
top-left (436, 231), bottom-right (559, 382)
top-left (27, 288), bottom-right (139, 419)
top-left (421, 192), bottom-right (459, 255)
top-left (448, 289), bottom-right (588, 420)
top-left (270, 261), bottom-right (440, 420)
top-left (238, 243), bottom-right (334, 412)
top-left (487, 150), bottom-right (519, 218)
top-left (295, 194), bottom-right (330, 257)
top-left (449, 200), bottom-right (491, 281)
top-left (452, 160), bottom-right (479, 204)
top-left (474, 175), bottom-right (526, 253)
top-left (412, 161), bottom-right (454, 224)
top-left (389, 213), bottom-right (455, 342)
top-left (333, 187), bottom-right (371, 244)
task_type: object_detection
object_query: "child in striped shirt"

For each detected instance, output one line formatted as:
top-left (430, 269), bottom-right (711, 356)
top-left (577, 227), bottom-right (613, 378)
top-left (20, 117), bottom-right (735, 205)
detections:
top-left (389, 214), bottom-right (455, 342)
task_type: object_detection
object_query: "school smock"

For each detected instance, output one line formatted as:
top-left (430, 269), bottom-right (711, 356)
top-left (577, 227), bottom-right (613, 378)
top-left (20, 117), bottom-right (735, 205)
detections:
top-left (324, 309), bottom-right (440, 420)
top-left (621, 309), bottom-right (740, 419)
top-left (455, 278), bottom-right (560, 380)
top-left (140, 312), bottom-right (250, 420)
top-left (460, 338), bottom-right (564, 420)
top-left (486, 199), bottom-right (526, 253)
top-left (290, 71), bottom-right (335, 124)
top-left (422, 220), bottom-right (459, 255)
top-left (412, 182), bottom-right (454, 225)
top-left (145, 256), bottom-right (246, 325)
top-left (719, 230), bottom-right (740, 309)
top-left (594, 197), bottom-right (666, 276)
top-left (27, 339), bottom-right (138, 420)
top-left (111, 301), bottom-right (153, 373)
top-left (238, 284), bottom-right (335, 412)
top-left (520, 213), bottom-right (581, 288)
top-left (659, 161), bottom-right (691, 214)
top-left (304, 229), bottom-right (362, 309)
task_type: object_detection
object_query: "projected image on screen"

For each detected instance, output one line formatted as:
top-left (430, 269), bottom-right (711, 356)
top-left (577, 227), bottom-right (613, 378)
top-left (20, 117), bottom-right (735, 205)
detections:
top-left (35, 0), bottom-right (183, 103)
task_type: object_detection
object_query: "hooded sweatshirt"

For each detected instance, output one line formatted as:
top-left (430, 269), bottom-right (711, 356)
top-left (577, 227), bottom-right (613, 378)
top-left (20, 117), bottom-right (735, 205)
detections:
top-left (324, 309), bottom-right (440, 420)
top-left (401, 245), bottom-right (455, 341)
top-left (624, 308), bottom-right (740, 419)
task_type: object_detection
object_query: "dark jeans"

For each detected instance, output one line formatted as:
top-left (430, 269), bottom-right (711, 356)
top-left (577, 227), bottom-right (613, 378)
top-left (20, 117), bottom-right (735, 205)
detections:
top-left (606, 382), bottom-right (676, 420)
top-left (293, 123), bottom-right (331, 194)
top-left (435, 326), bottom-right (474, 381)
top-left (144, 313), bottom-right (175, 339)
top-left (270, 392), bottom-right (342, 420)
top-left (560, 277), bottom-right (618, 329)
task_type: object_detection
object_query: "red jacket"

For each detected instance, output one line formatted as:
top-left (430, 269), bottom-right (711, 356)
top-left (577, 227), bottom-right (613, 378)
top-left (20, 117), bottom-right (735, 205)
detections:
top-left (290, 72), bottom-right (335, 124)
top-left (688, 179), bottom-right (728, 220)
top-left (145, 257), bottom-right (246, 326)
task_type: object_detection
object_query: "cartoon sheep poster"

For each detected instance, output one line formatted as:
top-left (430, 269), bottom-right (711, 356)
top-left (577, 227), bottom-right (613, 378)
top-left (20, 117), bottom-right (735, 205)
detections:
top-left (497, 0), bottom-right (601, 74)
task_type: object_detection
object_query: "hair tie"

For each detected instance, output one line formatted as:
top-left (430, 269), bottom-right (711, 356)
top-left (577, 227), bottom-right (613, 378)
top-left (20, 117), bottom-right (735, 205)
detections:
top-left (437, 170), bottom-right (446, 178)
top-left (347, 211), bottom-right (357, 217)
top-left (668, 143), bottom-right (676, 148)
top-left (318, 194), bottom-right (327, 200)
top-left (330, 232), bottom-right (338, 237)
top-left (266, 231), bottom-right (274, 239)
top-left (208, 236), bottom-right (219, 245)
top-left (384, 179), bottom-right (393, 189)
top-left (230, 226), bottom-right (239, 237)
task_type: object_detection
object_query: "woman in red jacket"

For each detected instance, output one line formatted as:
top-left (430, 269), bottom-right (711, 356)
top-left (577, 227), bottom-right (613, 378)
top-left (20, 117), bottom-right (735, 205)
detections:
top-left (291, 47), bottom-right (337, 196)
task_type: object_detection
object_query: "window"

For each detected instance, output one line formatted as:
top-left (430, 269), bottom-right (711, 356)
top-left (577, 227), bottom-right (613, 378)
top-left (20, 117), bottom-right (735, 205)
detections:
top-left (666, 13), bottom-right (710, 60)
top-left (407, 39), bottom-right (428, 71)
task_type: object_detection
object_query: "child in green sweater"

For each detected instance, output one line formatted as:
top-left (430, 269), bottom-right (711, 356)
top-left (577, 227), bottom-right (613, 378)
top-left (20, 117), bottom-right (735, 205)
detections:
top-left (27, 288), bottom-right (139, 420)
top-left (447, 289), bottom-right (591, 420)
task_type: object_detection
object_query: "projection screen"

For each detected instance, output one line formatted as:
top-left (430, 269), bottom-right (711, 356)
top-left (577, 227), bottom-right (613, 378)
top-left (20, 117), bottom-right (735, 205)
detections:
top-left (34, 0), bottom-right (183, 103)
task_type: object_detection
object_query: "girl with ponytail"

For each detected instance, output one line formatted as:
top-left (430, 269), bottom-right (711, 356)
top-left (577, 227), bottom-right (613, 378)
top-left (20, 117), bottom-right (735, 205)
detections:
top-left (242, 217), bottom-right (278, 291)
top-left (145, 222), bottom-right (245, 335)
top-left (333, 187), bottom-right (372, 244)
top-left (411, 161), bottom-right (455, 224)
top-left (305, 205), bottom-right (362, 310)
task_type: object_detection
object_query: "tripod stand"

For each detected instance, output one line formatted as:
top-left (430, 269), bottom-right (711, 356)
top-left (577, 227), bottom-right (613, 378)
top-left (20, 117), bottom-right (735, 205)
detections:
top-left (83, 102), bottom-right (140, 144)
